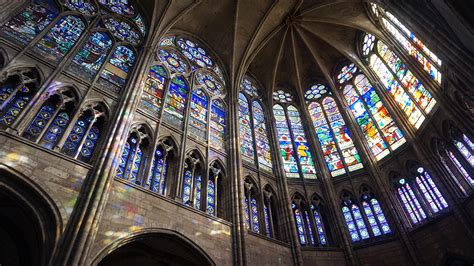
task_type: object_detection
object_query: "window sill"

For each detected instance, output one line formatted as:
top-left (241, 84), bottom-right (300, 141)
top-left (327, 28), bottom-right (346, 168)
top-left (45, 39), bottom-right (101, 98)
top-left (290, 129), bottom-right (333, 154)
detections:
top-left (247, 230), bottom-right (290, 247)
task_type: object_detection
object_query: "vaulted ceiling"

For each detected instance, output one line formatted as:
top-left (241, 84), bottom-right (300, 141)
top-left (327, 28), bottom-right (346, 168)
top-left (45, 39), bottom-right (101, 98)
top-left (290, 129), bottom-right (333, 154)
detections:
top-left (138, 0), bottom-right (381, 97)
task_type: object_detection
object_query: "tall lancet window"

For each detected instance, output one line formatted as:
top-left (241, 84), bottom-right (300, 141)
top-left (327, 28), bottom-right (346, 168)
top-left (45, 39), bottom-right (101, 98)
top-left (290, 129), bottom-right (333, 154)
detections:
top-left (337, 63), bottom-right (405, 160)
top-left (273, 90), bottom-right (317, 179)
top-left (182, 152), bottom-right (204, 209)
top-left (305, 84), bottom-right (363, 177)
top-left (238, 77), bottom-right (273, 172)
top-left (361, 33), bottom-right (436, 129)
top-left (370, 3), bottom-right (442, 84)
top-left (149, 36), bottom-right (227, 153)
top-left (116, 126), bottom-right (151, 185)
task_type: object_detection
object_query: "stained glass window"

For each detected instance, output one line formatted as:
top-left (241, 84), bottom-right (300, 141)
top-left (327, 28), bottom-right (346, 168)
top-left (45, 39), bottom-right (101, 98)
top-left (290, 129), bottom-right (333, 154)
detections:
top-left (274, 104), bottom-right (298, 177)
top-left (70, 31), bottom-right (113, 80)
top-left (182, 169), bottom-right (193, 205)
top-left (251, 197), bottom-right (260, 233)
top-left (62, 113), bottom-right (93, 157)
top-left (79, 125), bottom-right (100, 162)
top-left (157, 49), bottom-right (189, 74)
top-left (188, 89), bottom-right (209, 140)
top-left (415, 167), bottom-right (448, 213)
top-left (63, 0), bottom-right (97, 16)
top-left (455, 137), bottom-right (474, 166)
top-left (196, 72), bottom-right (224, 95)
top-left (337, 63), bottom-right (357, 84)
top-left (239, 93), bottom-right (255, 163)
top-left (98, 0), bottom-right (135, 16)
top-left (210, 99), bottom-right (226, 149)
top-left (103, 17), bottom-right (141, 46)
top-left (194, 175), bottom-right (202, 209)
top-left (397, 178), bottom-right (427, 224)
top-left (1, 2), bottom-right (58, 46)
top-left (361, 195), bottom-right (391, 237)
top-left (293, 204), bottom-right (307, 245)
top-left (0, 83), bottom-right (35, 127)
top-left (147, 147), bottom-right (167, 195)
top-left (264, 203), bottom-right (272, 237)
top-left (241, 78), bottom-right (259, 97)
top-left (252, 101), bottom-right (272, 171)
top-left (116, 132), bottom-right (147, 184)
top-left (272, 90), bottom-right (293, 103)
top-left (447, 150), bottom-right (473, 186)
top-left (339, 66), bottom-right (405, 160)
top-left (141, 65), bottom-right (168, 115)
top-left (370, 4), bottom-right (442, 84)
top-left (244, 195), bottom-right (251, 229)
top-left (363, 34), bottom-right (436, 129)
top-left (342, 200), bottom-right (370, 242)
top-left (307, 86), bottom-right (362, 177)
top-left (287, 106), bottom-right (317, 178)
top-left (100, 46), bottom-right (136, 90)
top-left (34, 15), bottom-right (85, 63)
top-left (312, 205), bottom-right (327, 245)
top-left (207, 179), bottom-right (216, 215)
top-left (163, 77), bottom-right (188, 128)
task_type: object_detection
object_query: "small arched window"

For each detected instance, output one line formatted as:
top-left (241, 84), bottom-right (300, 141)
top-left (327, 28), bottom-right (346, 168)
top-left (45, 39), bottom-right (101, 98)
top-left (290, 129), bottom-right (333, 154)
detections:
top-left (311, 196), bottom-right (329, 246)
top-left (337, 64), bottom-right (405, 160)
top-left (394, 166), bottom-right (448, 225)
top-left (341, 193), bottom-right (370, 242)
top-left (182, 151), bottom-right (204, 209)
top-left (0, 68), bottom-right (41, 127)
top-left (361, 33), bottom-right (436, 129)
top-left (61, 103), bottom-right (107, 163)
top-left (116, 126), bottom-right (150, 184)
top-left (360, 187), bottom-right (392, 237)
top-left (206, 162), bottom-right (223, 216)
top-left (369, 3), bottom-right (442, 84)
top-left (292, 195), bottom-right (314, 246)
top-left (23, 87), bottom-right (78, 149)
top-left (244, 178), bottom-right (260, 233)
top-left (306, 84), bottom-right (363, 177)
top-left (263, 186), bottom-right (279, 239)
top-left (273, 90), bottom-right (317, 179)
top-left (146, 138), bottom-right (177, 195)
top-left (238, 77), bottom-right (273, 172)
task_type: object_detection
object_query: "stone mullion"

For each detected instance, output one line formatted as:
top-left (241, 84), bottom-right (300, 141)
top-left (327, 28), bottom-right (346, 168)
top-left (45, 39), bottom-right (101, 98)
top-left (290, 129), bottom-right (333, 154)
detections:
top-left (173, 72), bottom-right (196, 201)
top-left (298, 94), bottom-right (357, 257)
top-left (10, 15), bottom-right (101, 135)
top-left (224, 78), bottom-right (245, 265)
top-left (50, 29), bottom-right (155, 264)
top-left (330, 79), bottom-right (422, 264)
top-left (266, 103), bottom-right (302, 265)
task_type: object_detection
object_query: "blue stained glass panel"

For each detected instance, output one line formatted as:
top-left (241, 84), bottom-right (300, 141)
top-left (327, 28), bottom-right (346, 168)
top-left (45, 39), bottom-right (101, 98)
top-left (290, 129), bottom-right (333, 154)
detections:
top-left (251, 197), bottom-right (260, 233)
top-left (239, 93), bottom-right (255, 162)
top-left (207, 180), bottom-right (216, 215)
top-left (313, 209), bottom-right (327, 245)
top-left (98, 0), bottom-right (135, 16)
top-left (157, 49), bottom-right (188, 74)
top-left (370, 198), bottom-right (391, 234)
top-left (100, 46), bottom-right (136, 89)
top-left (129, 146), bottom-right (142, 183)
top-left (41, 111), bottom-right (70, 149)
top-left (62, 115), bottom-right (91, 157)
top-left (182, 170), bottom-right (193, 205)
top-left (103, 18), bottom-right (141, 45)
top-left (70, 31), bottom-right (113, 80)
top-left (23, 104), bottom-right (55, 141)
top-left (362, 201), bottom-right (382, 236)
top-left (264, 203), bottom-right (271, 237)
top-left (294, 208), bottom-right (307, 245)
top-left (63, 0), bottom-right (97, 16)
top-left (1, 3), bottom-right (58, 46)
top-left (244, 196), bottom-right (251, 229)
top-left (176, 37), bottom-right (213, 69)
top-left (0, 85), bottom-right (15, 106)
top-left (195, 175), bottom-right (202, 209)
top-left (116, 141), bottom-right (131, 179)
top-left (305, 211), bottom-right (315, 245)
top-left (342, 206), bottom-right (360, 242)
top-left (35, 15), bottom-right (85, 63)
top-left (0, 94), bottom-right (31, 126)
top-left (79, 125), bottom-right (99, 162)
